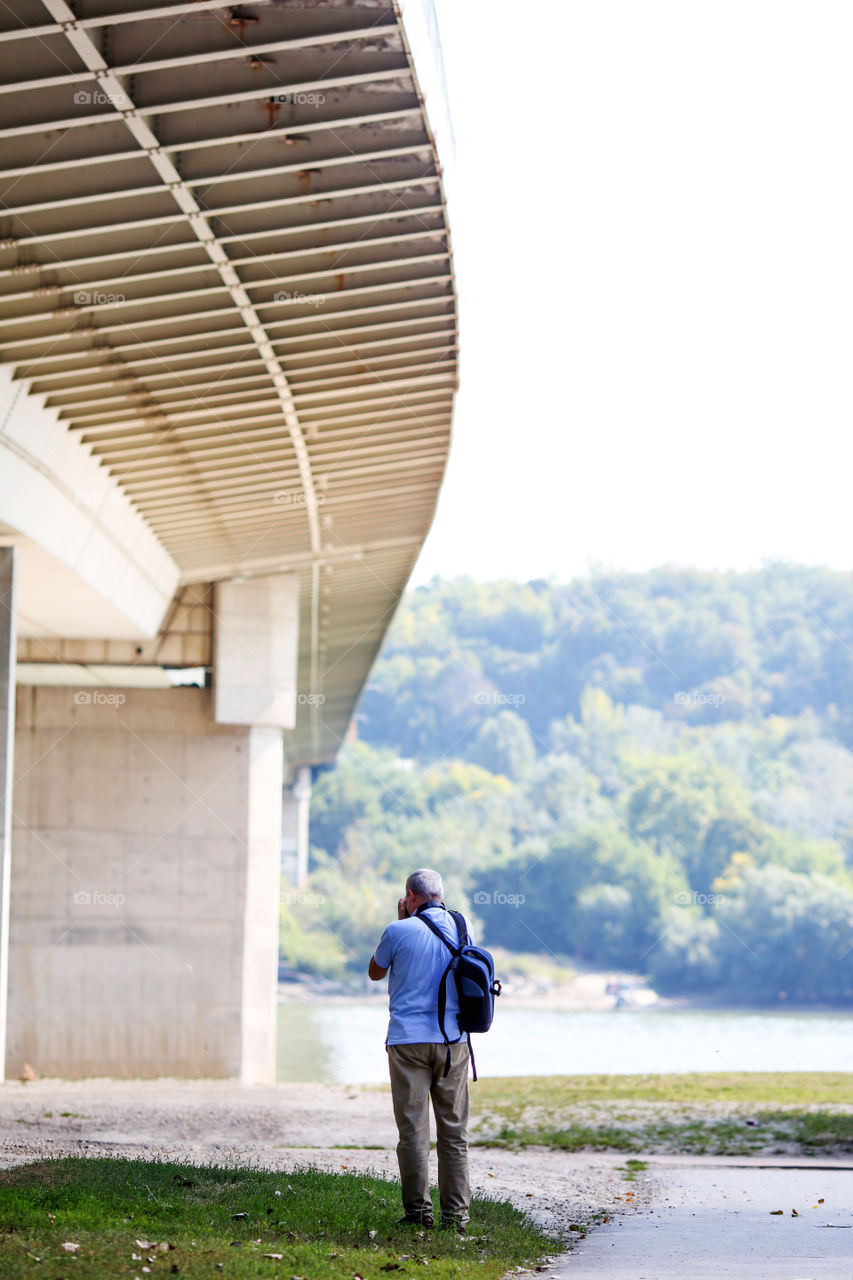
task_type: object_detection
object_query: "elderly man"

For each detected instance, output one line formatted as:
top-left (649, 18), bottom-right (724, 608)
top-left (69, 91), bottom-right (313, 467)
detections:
top-left (368, 868), bottom-right (473, 1232)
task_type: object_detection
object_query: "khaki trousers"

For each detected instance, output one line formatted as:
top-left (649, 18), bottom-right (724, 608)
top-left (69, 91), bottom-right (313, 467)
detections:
top-left (387, 1040), bottom-right (470, 1223)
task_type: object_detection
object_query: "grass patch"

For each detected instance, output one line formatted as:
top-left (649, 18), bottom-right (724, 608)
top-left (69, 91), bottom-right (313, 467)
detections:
top-left (475, 1113), bottom-right (853, 1157)
top-left (0, 1157), bottom-right (560, 1280)
top-left (468, 1074), bottom-right (853, 1157)
top-left (470, 1072), bottom-right (853, 1120)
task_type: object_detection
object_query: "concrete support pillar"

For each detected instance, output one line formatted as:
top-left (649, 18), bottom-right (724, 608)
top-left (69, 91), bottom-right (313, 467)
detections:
top-left (6, 687), bottom-right (283, 1081)
top-left (4, 571), bottom-right (299, 1081)
top-left (0, 549), bottom-right (16, 1083)
top-left (214, 574), bottom-right (299, 729)
top-left (240, 726), bottom-right (284, 1084)
top-left (293, 766), bottom-right (312, 888)
top-left (282, 766), bottom-right (312, 888)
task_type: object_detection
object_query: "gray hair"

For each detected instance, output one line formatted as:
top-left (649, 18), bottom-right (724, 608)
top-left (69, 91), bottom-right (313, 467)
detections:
top-left (406, 868), bottom-right (444, 901)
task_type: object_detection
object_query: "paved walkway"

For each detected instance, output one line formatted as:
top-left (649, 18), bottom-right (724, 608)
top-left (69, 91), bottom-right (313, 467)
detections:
top-left (557, 1160), bottom-right (853, 1280)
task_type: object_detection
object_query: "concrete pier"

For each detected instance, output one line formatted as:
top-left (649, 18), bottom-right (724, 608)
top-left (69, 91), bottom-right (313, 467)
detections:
top-left (6, 686), bottom-right (283, 1082)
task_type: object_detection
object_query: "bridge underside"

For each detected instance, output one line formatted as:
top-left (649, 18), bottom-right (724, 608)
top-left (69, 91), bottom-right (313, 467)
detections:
top-left (0, 0), bottom-right (457, 764)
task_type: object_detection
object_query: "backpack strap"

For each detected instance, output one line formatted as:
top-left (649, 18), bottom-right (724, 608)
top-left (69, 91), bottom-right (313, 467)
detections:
top-left (449, 910), bottom-right (469, 946)
top-left (447, 912), bottom-right (477, 1080)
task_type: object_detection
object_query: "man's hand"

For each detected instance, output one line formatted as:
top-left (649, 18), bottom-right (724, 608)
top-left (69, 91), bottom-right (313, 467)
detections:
top-left (397, 896), bottom-right (409, 920)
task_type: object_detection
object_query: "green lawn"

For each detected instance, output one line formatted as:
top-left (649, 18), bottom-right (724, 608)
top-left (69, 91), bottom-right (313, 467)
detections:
top-left (469, 1073), bottom-right (853, 1156)
top-left (0, 1157), bottom-right (560, 1280)
top-left (471, 1072), bottom-right (853, 1112)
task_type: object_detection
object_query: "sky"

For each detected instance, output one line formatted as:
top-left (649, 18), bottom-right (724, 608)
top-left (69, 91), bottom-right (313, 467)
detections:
top-left (410, 1), bottom-right (853, 585)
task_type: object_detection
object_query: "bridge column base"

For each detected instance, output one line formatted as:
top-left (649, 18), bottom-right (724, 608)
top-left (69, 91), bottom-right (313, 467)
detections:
top-left (6, 686), bottom-right (283, 1082)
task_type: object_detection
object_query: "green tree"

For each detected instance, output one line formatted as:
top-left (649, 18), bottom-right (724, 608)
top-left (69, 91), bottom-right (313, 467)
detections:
top-left (470, 711), bottom-right (536, 780)
top-left (626, 756), bottom-right (752, 893)
top-left (713, 867), bottom-right (853, 1003)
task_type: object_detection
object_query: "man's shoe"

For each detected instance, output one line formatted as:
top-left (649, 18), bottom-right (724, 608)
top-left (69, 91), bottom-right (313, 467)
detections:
top-left (397, 1212), bottom-right (434, 1228)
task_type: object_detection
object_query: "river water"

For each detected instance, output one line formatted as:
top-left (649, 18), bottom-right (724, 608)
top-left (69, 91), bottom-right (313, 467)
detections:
top-left (276, 1003), bottom-right (853, 1084)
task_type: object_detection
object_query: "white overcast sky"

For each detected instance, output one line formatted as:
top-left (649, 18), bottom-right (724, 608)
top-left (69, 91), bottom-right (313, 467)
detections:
top-left (410, 1), bottom-right (852, 585)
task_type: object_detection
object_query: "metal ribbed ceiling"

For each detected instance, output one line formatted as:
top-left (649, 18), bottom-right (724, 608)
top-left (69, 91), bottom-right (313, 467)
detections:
top-left (0, 0), bottom-right (457, 763)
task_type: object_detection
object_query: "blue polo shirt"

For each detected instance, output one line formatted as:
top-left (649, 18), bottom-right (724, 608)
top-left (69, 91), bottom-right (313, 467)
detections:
top-left (373, 905), bottom-right (475, 1045)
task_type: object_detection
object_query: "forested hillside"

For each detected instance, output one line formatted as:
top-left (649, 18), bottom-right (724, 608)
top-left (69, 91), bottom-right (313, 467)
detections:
top-left (282, 565), bottom-right (853, 1004)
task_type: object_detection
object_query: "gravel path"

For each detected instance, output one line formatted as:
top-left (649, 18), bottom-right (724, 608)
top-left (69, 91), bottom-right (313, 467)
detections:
top-left (0, 1078), bottom-right (653, 1240)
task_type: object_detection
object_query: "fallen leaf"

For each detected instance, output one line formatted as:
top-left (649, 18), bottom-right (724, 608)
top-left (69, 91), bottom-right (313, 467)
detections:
top-left (770, 1210), bottom-right (783, 1215)
top-left (791, 1209), bottom-right (800, 1217)
top-left (262, 1254), bottom-right (284, 1261)
top-left (380, 1265), bottom-right (401, 1272)
top-left (60, 1243), bottom-right (80, 1253)
top-left (136, 1239), bottom-right (157, 1250)
top-left (232, 1212), bottom-right (248, 1220)
top-left (819, 1198), bottom-right (825, 1204)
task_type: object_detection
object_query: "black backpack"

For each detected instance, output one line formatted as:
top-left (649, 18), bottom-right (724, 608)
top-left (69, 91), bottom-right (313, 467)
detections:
top-left (415, 904), bottom-right (501, 1081)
